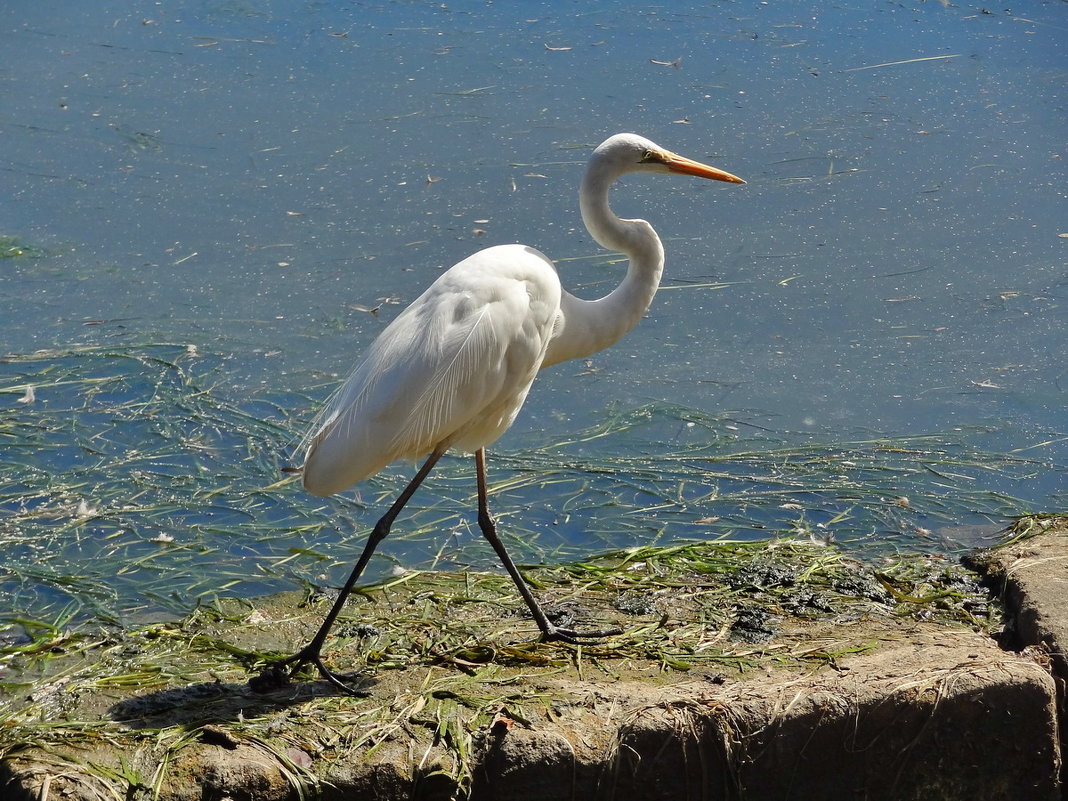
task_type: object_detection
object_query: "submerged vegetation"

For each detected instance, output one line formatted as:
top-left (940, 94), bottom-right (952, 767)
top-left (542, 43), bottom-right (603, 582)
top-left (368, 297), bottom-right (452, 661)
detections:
top-left (0, 235), bottom-right (46, 260)
top-left (0, 341), bottom-right (1046, 631)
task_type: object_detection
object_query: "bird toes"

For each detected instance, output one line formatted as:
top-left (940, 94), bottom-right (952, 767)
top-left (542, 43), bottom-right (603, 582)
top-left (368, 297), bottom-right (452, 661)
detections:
top-left (308, 657), bottom-right (371, 696)
top-left (542, 625), bottom-right (624, 644)
top-left (248, 662), bottom-right (293, 693)
top-left (248, 653), bottom-right (369, 696)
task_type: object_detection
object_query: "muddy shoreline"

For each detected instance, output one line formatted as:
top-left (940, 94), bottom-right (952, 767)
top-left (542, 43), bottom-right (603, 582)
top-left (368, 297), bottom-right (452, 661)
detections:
top-left (2, 516), bottom-right (1065, 800)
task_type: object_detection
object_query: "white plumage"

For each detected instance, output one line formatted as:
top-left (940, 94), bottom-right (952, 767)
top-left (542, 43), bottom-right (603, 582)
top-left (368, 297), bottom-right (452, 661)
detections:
top-left (256, 133), bottom-right (744, 694)
top-left (302, 244), bottom-right (561, 495)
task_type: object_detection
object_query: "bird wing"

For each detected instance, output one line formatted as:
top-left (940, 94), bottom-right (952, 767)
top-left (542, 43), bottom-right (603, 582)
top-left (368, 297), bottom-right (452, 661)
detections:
top-left (301, 245), bottom-right (560, 496)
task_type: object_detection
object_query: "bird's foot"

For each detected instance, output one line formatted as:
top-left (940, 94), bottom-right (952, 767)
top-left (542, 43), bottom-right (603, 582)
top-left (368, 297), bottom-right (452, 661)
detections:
top-left (249, 647), bottom-right (368, 696)
top-left (541, 624), bottom-right (623, 645)
top-left (248, 661), bottom-right (293, 694)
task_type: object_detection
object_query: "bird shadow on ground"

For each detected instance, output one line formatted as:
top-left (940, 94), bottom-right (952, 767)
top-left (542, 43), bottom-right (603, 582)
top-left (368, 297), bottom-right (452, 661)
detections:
top-left (106, 672), bottom-right (375, 730)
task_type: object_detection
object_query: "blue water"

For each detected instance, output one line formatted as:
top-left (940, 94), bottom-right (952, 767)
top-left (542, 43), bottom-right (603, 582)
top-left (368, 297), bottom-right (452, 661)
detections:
top-left (2, 1), bottom-right (1065, 624)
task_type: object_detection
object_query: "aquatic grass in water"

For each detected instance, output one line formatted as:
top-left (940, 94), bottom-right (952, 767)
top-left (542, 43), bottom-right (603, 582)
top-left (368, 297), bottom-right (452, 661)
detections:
top-left (0, 235), bottom-right (46, 260)
top-left (486, 406), bottom-right (1041, 564)
top-left (0, 342), bottom-right (1048, 631)
top-left (0, 343), bottom-right (325, 623)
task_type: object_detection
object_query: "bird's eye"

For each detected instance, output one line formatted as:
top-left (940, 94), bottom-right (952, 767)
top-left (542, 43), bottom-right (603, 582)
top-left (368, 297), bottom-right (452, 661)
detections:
top-left (640, 149), bottom-right (659, 163)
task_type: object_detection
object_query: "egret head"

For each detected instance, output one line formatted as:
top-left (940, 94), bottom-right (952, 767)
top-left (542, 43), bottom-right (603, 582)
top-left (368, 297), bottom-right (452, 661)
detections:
top-left (592, 133), bottom-right (745, 184)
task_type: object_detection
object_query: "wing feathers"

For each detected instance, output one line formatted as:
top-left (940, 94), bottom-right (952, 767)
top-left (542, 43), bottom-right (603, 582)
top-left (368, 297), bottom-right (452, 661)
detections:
top-left (301, 246), bottom-right (561, 496)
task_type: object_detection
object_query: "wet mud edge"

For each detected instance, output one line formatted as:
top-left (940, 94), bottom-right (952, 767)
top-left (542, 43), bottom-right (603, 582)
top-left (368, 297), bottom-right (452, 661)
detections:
top-left (2, 519), bottom-right (1067, 800)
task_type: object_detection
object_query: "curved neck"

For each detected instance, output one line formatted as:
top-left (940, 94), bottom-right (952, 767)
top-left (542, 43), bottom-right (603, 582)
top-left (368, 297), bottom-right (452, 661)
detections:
top-left (541, 165), bottom-right (665, 368)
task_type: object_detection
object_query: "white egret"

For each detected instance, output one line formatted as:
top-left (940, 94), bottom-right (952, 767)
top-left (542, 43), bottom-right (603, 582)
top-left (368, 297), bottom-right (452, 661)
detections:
top-left (256, 133), bottom-right (744, 693)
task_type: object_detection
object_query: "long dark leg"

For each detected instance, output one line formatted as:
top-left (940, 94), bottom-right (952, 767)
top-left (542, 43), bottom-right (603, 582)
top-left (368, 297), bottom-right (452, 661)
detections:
top-left (253, 448), bottom-right (446, 694)
top-left (474, 448), bottom-right (622, 644)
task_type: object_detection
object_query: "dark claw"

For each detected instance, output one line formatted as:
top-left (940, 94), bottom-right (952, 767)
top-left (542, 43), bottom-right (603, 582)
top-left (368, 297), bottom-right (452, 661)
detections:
top-left (305, 655), bottom-right (369, 696)
top-left (248, 663), bottom-right (292, 693)
top-left (542, 625), bottom-right (623, 645)
top-left (249, 651), bottom-right (369, 696)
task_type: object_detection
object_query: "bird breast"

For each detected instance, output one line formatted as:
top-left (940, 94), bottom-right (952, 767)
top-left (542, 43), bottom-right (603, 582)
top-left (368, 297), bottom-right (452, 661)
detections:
top-left (301, 245), bottom-right (562, 496)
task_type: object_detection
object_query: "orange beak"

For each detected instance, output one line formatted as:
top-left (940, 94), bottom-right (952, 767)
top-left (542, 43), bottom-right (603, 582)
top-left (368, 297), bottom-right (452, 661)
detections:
top-left (662, 151), bottom-right (745, 184)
